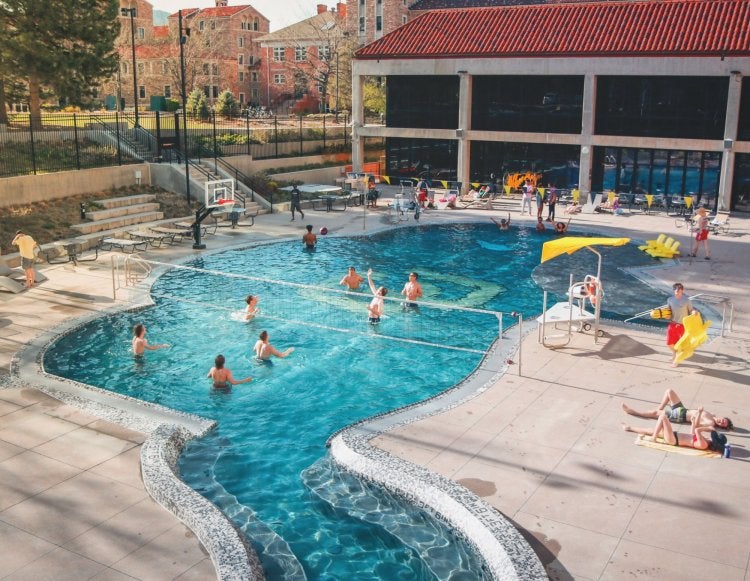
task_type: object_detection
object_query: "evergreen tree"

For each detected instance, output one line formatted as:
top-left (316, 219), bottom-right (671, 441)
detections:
top-left (215, 89), bottom-right (238, 119)
top-left (0, 0), bottom-right (119, 126)
top-left (186, 88), bottom-right (208, 119)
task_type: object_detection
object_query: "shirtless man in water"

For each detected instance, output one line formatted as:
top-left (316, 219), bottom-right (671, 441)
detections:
top-left (339, 266), bottom-right (364, 290)
top-left (622, 388), bottom-right (733, 430)
top-left (207, 354), bottom-right (252, 389)
top-left (401, 272), bottom-right (423, 308)
top-left (132, 324), bottom-right (170, 356)
top-left (253, 330), bottom-right (294, 360)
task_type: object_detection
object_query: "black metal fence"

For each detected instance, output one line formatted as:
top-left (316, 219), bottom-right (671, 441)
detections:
top-left (0, 111), bottom-right (351, 179)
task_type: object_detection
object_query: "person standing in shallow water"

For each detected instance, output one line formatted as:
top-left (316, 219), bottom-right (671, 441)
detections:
top-left (302, 225), bottom-right (317, 249)
top-left (131, 324), bottom-right (170, 356)
top-left (207, 354), bottom-right (252, 389)
top-left (665, 282), bottom-right (696, 365)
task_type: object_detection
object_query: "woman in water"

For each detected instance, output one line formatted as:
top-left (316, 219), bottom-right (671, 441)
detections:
top-left (367, 268), bottom-right (388, 323)
top-left (207, 354), bottom-right (252, 389)
top-left (244, 294), bottom-right (259, 321)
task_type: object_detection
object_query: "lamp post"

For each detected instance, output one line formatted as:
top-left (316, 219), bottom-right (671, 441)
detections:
top-left (121, 7), bottom-right (139, 126)
top-left (179, 10), bottom-right (191, 206)
top-left (335, 49), bottom-right (339, 123)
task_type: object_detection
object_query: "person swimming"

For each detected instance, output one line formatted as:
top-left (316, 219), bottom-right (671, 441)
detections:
top-left (367, 268), bottom-right (387, 323)
top-left (253, 330), bottom-right (294, 360)
top-left (207, 354), bottom-right (252, 389)
top-left (244, 294), bottom-right (259, 321)
top-left (131, 324), bottom-right (170, 356)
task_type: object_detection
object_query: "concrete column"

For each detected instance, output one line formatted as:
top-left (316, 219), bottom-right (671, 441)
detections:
top-left (350, 68), bottom-right (365, 171)
top-left (577, 73), bottom-right (596, 197)
top-left (456, 72), bottom-right (472, 193)
top-left (718, 73), bottom-right (742, 211)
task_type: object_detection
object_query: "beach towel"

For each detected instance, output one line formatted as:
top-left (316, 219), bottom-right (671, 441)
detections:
top-left (634, 434), bottom-right (720, 458)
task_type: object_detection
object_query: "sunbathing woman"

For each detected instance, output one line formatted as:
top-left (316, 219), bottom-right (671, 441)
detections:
top-left (622, 407), bottom-right (727, 453)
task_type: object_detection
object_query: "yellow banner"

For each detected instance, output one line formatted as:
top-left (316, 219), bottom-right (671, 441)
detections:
top-left (504, 185), bottom-right (511, 194)
top-left (645, 194), bottom-right (654, 207)
top-left (684, 196), bottom-right (693, 209)
top-left (608, 192), bottom-right (616, 204)
top-left (537, 187), bottom-right (546, 196)
top-left (572, 189), bottom-right (580, 203)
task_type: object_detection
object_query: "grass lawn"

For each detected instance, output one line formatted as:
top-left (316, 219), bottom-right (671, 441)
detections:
top-left (1, 185), bottom-right (197, 255)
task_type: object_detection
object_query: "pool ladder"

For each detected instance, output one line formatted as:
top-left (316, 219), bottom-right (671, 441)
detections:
top-left (111, 254), bottom-right (152, 299)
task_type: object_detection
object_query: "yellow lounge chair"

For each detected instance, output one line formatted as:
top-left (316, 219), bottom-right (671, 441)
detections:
top-left (638, 233), bottom-right (666, 251)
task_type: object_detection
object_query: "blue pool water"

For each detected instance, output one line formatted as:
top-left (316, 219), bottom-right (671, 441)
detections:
top-left (44, 223), bottom-right (663, 579)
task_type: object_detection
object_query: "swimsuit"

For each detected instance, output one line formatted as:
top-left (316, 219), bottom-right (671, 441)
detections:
top-left (369, 316), bottom-right (381, 324)
top-left (665, 403), bottom-right (688, 423)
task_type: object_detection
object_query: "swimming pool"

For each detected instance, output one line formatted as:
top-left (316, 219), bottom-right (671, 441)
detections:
top-left (44, 223), bottom-right (663, 578)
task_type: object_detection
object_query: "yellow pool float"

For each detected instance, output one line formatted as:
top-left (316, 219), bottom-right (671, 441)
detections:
top-left (673, 312), bottom-right (712, 364)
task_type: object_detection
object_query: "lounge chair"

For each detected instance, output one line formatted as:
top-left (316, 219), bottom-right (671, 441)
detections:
top-left (708, 211), bottom-right (730, 235)
top-left (100, 238), bottom-right (149, 253)
top-left (128, 230), bottom-right (174, 248)
top-left (149, 226), bottom-right (193, 242)
top-left (0, 263), bottom-right (48, 293)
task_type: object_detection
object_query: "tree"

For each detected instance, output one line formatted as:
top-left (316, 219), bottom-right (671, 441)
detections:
top-left (186, 88), bottom-right (209, 119)
top-left (215, 89), bottom-right (239, 119)
top-left (0, 0), bottom-right (120, 125)
top-left (363, 78), bottom-right (386, 119)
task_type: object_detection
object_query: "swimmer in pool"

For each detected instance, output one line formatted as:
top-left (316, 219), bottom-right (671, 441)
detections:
top-left (491, 213), bottom-right (511, 230)
top-left (401, 271), bottom-right (423, 309)
top-left (367, 268), bottom-right (387, 323)
top-left (207, 354), bottom-right (252, 389)
top-left (253, 330), bottom-right (294, 360)
top-left (131, 324), bottom-right (170, 356)
top-left (244, 294), bottom-right (259, 320)
top-left (340, 266), bottom-right (364, 291)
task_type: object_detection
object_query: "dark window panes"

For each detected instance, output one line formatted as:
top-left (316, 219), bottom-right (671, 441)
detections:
top-left (386, 138), bottom-right (458, 182)
top-left (596, 76), bottom-right (728, 139)
top-left (634, 149), bottom-right (653, 195)
top-left (667, 151), bottom-right (685, 196)
top-left (651, 150), bottom-right (669, 196)
top-left (472, 76), bottom-right (584, 134)
top-left (386, 76), bottom-right (459, 129)
top-left (470, 141), bottom-right (580, 187)
top-left (738, 78), bottom-right (750, 141)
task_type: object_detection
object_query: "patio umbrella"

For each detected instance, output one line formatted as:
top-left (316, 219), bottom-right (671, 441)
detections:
top-left (540, 236), bottom-right (630, 343)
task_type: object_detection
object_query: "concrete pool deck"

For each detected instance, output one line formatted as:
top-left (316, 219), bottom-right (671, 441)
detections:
top-left (1, 194), bottom-right (748, 579)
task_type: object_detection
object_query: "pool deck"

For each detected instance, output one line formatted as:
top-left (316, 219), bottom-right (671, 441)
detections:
top-left (1, 193), bottom-right (748, 580)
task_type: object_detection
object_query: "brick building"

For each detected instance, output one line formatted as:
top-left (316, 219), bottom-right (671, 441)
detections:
top-left (103, 0), bottom-right (270, 110)
top-left (346, 0), bottom-right (409, 47)
top-left (257, 4), bottom-right (347, 111)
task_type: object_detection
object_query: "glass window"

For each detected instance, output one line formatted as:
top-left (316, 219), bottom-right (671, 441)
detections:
top-left (295, 46), bottom-right (307, 62)
top-left (122, 62), bottom-right (128, 74)
top-left (210, 20), bottom-right (216, 30)
top-left (251, 72), bottom-right (258, 82)
top-left (212, 64), bottom-right (218, 75)
top-left (239, 71), bottom-right (244, 82)
top-left (471, 141), bottom-right (580, 187)
top-left (238, 54), bottom-right (244, 65)
top-left (386, 138), bottom-right (458, 182)
top-left (472, 76), bottom-right (584, 134)
top-left (239, 93), bottom-right (245, 103)
top-left (199, 21), bottom-right (205, 31)
top-left (318, 45), bottom-right (331, 60)
top-left (274, 74), bottom-right (286, 84)
top-left (376, 16), bottom-right (382, 31)
top-left (137, 27), bottom-right (145, 39)
top-left (212, 86), bottom-right (218, 98)
top-left (387, 76), bottom-right (459, 129)
top-left (137, 62), bottom-right (144, 75)
top-left (164, 85), bottom-right (171, 98)
top-left (596, 76), bottom-right (728, 139)
top-left (138, 86), bottom-right (145, 99)
top-left (273, 47), bottom-right (285, 62)
top-left (732, 154), bottom-right (750, 212)
top-left (667, 151), bottom-right (685, 196)
top-left (241, 21), bottom-right (246, 30)
top-left (253, 18), bottom-right (259, 31)
top-left (238, 37), bottom-right (244, 48)
top-left (359, 17), bottom-right (365, 32)
top-left (203, 63), bottom-right (209, 75)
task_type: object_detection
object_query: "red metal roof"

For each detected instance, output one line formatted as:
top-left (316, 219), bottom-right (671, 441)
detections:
top-left (357, 0), bottom-right (750, 59)
top-left (169, 6), bottom-right (253, 19)
top-left (153, 25), bottom-right (170, 39)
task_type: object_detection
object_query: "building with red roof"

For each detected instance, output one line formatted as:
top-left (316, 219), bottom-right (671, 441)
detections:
top-left (351, 0), bottom-right (750, 213)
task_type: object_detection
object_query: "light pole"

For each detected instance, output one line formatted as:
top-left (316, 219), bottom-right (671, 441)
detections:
top-left (179, 10), bottom-right (191, 205)
top-left (121, 7), bottom-right (139, 126)
top-left (335, 49), bottom-right (339, 123)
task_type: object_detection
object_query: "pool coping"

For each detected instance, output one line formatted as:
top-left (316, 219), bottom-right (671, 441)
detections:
top-left (326, 321), bottom-right (548, 581)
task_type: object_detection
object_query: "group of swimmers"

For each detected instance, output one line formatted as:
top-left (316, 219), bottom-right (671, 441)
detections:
top-left (339, 266), bottom-right (423, 324)
top-left (490, 212), bottom-right (568, 235)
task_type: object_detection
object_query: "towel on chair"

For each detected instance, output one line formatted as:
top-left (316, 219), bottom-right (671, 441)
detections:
top-left (634, 434), bottom-right (721, 458)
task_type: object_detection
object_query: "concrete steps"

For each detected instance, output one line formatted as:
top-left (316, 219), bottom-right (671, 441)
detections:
top-left (97, 194), bottom-right (156, 209)
top-left (86, 202), bottom-right (162, 221)
top-left (72, 210), bottom-right (165, 234)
